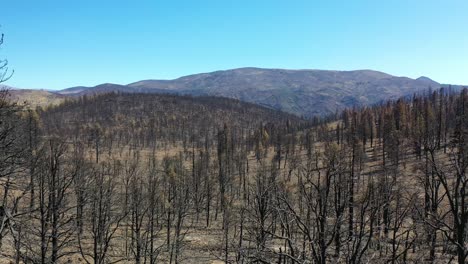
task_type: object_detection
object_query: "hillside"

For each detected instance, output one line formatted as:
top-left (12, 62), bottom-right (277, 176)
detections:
top-left (7, 89), bottom-right (65, 107)
top-left (41, 92), bottom-right (308, 150)
top-left (57, 68), bottom-right (442, 117)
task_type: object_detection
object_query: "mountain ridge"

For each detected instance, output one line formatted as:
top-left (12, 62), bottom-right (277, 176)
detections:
top-left (7, 68), bottom-right (456, 117)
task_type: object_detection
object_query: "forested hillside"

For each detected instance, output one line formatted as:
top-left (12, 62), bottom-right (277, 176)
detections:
top-left (41, 92), bottom-right (308, 152)
top-left (0, 88), bottom-right (467, 263)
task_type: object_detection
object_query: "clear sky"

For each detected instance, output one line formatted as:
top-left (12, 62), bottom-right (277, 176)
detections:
top-left (1, 0), bottom-right (467, 90)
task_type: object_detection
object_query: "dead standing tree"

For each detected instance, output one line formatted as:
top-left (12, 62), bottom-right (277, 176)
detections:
top-left (78, 161), bottom-right (127, 264)
top-left (425, 91), bottom-right (468, 264)
top-left (0, 32), bottom-right (25, 253)
top-left (0, 32), bottom-right (13, 83)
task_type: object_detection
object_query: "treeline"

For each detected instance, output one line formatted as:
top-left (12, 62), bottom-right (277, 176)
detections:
top-left (0, 88), bottom-right (467, 263)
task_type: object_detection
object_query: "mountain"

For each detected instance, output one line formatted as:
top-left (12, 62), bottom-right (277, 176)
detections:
top-left (59, 83), bottom-right (134, 94)
top-left (7, 68), bottom-right (448, 117)
top-left (56, 68), bottom-right (442, 117)
top-left (128, 68), bottom-right (442, 117)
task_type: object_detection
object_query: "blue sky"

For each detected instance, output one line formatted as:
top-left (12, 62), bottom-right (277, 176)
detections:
top-left (1, 0), bottom-right (467, 90)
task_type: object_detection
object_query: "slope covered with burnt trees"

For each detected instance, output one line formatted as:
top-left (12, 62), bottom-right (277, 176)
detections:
top-left (0, 87), bottom-right (467, 263)
top-left (40, 92), bottom-right (310, 153)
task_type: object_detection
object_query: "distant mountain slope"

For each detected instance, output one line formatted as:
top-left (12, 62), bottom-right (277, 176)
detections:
top-left (7, 89), bottom-right (66, 107)
top-left (9, 68), bottom-right (449, 116)
top-left (128, 68), bottom-right (441, 117)
top-left (59, 83), bottom-right (134, 95)
top-left (57, 68), bottom-right (441, 117)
